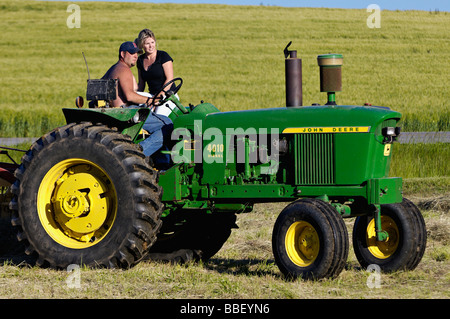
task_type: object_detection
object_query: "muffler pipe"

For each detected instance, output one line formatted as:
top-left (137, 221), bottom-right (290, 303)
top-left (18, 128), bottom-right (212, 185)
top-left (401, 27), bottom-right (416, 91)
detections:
top-left (284, 42), bottom-right (302, 107)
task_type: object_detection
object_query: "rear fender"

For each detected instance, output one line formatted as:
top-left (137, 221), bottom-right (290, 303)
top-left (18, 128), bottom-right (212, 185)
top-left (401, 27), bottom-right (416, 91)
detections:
top-left (62, 107), bottom-right (150, 142)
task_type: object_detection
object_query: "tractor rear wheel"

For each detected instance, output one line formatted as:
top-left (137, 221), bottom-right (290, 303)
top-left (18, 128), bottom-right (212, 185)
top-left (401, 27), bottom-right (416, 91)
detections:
top-left (146, 210), bottom-right (237, 263)
top-left (10, 123), bottom-right (163, 268)
top-left (272, 198), bottom-right (349, 280)
top-left (352, 197), bottom-right (426, 272)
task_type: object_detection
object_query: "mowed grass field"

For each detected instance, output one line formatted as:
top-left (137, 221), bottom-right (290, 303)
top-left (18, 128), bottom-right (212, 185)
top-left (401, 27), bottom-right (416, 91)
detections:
top-left (0, 1), bottom-right (449, 300)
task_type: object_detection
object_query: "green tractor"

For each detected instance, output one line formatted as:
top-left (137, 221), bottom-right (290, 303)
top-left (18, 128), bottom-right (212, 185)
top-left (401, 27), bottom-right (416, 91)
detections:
top-left (9, 44), bottom-right (426, 280)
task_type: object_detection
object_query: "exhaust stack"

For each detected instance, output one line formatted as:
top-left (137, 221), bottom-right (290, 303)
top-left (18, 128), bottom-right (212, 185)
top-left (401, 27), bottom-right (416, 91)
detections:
top-left (284, 42), bottom-right (302, 107)
top-left (317, 54), bottom-right (343, 105)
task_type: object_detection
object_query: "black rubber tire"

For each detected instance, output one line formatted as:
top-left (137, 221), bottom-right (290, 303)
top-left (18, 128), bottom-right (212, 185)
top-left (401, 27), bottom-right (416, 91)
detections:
top-left (272, 198), bottom-right (349, 280)
top-left (352, 197), bottom-right (426, 272)
top-left (146, 210), bottom-right (237, 263)
top-left (400, 198), bottom-right (427, 270)
top-left (9, 123), bottom-right (163, 269)
top-left (313, 199), bottom-right (349, 278)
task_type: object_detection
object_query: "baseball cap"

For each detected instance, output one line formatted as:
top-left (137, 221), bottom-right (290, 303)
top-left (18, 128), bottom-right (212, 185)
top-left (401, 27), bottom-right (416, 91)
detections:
top-left (119, 41), bottom-right (143, 54)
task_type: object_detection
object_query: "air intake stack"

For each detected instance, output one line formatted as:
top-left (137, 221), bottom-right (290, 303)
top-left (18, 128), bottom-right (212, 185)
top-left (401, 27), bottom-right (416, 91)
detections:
top-left (317, 54), bottom-right (343, 105)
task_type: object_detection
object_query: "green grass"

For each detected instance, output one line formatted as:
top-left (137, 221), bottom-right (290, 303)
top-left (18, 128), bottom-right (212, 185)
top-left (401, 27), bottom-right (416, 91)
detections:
top-left (0, 1), bottom-right (449, 137)
top-left (390, 143), bottom-right (450, 178)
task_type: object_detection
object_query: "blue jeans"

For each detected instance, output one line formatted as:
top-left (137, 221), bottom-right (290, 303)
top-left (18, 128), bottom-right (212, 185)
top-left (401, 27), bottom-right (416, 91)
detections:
top-left (139, 112), bottom-right (173, 164)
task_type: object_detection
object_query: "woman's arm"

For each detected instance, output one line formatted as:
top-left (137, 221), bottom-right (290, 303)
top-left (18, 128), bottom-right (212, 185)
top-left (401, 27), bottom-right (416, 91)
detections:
top-left (162, 60), bottom-right (174, 86)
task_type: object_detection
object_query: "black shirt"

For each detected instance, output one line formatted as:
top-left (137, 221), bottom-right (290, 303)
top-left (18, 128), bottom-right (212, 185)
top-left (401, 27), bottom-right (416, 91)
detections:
top-left (137, 50), bottom-right (173, 95)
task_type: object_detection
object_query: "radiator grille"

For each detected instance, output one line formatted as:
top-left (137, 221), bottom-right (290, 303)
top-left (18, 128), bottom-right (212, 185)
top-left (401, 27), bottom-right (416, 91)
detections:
top-left (295, 133), bottom-right (335, 185)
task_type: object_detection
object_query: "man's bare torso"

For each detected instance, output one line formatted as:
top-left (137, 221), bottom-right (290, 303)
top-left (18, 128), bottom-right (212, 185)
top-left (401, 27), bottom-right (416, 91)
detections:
top-left (102, 61), bottom-right (138, 107)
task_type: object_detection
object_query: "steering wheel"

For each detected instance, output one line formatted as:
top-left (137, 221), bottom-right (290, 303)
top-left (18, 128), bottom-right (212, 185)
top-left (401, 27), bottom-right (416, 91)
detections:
top-left (149, 77), bottom-right (183, 107)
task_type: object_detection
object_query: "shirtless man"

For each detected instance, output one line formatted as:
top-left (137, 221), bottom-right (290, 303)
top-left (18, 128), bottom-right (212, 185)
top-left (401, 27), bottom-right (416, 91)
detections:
top-left (102, 41), bottom-right (151, 107)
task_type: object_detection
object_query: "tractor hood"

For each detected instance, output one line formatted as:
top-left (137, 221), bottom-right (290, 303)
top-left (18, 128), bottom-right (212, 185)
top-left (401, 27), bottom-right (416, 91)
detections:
top-left (203, 105), bottom-right (401, 134)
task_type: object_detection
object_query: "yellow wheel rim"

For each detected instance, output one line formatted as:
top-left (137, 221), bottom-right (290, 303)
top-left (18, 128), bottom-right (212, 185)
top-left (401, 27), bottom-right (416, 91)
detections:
top-left (37, 159), bottom-right (117, 249)
top-left (366, 216), bottom-right (399, 259)
top-left (285, 221), bottom-right (320, 267)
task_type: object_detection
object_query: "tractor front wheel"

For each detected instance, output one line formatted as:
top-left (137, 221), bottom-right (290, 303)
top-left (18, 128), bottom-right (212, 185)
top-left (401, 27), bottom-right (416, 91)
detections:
top-left (272, 198), bottom-right (348, 280)
top-left (352, 197), bottom-right (426, 272)
top-left (10, 123), bottom-right (163, 268)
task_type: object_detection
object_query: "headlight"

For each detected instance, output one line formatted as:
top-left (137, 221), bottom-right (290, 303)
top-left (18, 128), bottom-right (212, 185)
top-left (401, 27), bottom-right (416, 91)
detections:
top-left (381, 126), bottom-right (401, 144)
top-left (385, 127), bottom-right (396, 136)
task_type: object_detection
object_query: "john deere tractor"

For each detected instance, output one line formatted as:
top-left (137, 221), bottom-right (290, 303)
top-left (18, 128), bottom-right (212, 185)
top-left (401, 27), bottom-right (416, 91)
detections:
top-left (8, 43), bottom-right (426, 280)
